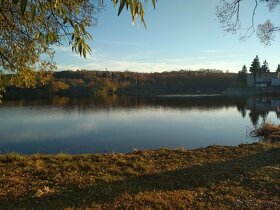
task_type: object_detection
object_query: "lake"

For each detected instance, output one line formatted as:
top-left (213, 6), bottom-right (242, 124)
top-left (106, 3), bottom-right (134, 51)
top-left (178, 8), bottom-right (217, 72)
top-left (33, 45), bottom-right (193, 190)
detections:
top-left (0, 95), bottom-right (279, 154)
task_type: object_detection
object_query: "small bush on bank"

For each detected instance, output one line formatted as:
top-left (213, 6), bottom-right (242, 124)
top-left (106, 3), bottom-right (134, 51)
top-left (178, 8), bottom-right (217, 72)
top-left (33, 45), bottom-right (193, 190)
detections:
top-left (250, 122), bottom-right (280, 142)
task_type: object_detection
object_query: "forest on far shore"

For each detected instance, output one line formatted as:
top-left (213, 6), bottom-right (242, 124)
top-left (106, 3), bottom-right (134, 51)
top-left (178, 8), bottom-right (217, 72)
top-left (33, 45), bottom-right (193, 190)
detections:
top-left (3, 69), bottom-right (239, 98)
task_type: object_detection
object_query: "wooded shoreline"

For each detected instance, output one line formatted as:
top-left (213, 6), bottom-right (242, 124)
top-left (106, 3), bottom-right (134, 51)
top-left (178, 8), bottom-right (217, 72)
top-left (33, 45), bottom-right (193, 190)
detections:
top-left (4, 70), bottom-right (280, 100)
top-left (2, 70), bottom-right (238, 98)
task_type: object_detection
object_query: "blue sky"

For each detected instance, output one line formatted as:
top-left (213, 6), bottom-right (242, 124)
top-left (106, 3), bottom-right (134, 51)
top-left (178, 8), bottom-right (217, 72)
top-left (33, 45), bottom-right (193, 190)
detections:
top-left (54, 0), bottom-right (280, 73)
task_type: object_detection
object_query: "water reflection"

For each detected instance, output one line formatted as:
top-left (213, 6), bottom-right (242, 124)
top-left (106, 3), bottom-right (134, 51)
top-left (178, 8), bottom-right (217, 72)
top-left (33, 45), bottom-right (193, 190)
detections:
top-left (3, 95), bottom-right (240, 110)
top-left (1, 95), bottom-right (280, 154)
top-left (235, 97), bottom-right (280, 126)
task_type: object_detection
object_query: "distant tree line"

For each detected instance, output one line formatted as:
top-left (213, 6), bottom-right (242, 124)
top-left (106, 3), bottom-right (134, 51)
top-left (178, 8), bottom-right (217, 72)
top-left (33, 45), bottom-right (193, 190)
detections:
top-left (3, 69), bottom-right (237, 98)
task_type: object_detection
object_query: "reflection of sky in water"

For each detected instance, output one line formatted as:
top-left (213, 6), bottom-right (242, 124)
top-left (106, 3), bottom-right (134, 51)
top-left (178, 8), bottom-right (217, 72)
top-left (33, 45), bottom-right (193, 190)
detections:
top-left (0, 97), bottom-right (280, 154)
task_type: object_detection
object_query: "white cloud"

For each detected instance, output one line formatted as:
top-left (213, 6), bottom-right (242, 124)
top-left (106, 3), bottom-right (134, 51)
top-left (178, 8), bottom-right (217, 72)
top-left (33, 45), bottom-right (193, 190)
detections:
top-left (57, 59), bottom-right (244, 72)
top-left (160, 57), bottom-right (209, 62)
top-left (55, 48), bottom-right (245, 73)
top-left (56, 46), bottom-right (71, 52)
top-left (160, 54), bottom-right (245, 63)
top-left (57, 64), bottom-right (81, 71)
top-left (201, 49), bottom-right (224, 53)
top-left (94, 39), bottom-right (141, 46)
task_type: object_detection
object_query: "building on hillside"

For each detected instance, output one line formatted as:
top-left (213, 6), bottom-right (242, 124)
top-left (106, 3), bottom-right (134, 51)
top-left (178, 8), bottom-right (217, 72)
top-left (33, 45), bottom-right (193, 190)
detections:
top-left (247, 72), bottom-right (280, 87)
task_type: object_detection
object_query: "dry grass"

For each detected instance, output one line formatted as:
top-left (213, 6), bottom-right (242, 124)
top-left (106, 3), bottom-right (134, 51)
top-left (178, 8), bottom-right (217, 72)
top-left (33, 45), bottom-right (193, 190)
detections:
top-left (0, 143), bottom-right (279, 209)
top-left (250, 122), bottom-right (280, 142)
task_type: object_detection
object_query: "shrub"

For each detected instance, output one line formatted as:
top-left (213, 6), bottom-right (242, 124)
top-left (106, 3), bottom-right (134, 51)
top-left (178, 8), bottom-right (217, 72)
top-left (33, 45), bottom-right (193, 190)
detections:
top-left (250, 122), bottom-right (280, 142)
top-left (50, 81), bottom-right (70, 93)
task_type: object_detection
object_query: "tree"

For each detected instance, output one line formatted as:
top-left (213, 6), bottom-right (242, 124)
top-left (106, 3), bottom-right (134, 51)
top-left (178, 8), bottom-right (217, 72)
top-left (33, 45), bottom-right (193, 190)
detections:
top-left (237, 65), bottom-right (247, 86)
top-left (1, 0), bottom-right (278, 100)
top-left (250, 55), bottom-right (261, 74)
top-left (50, 81), bottom-right (70, 93)
top-left (276, 64), bottom-right (280, 73)
top-left (241, 65), bottom-right (247, 74)
top-left (261, 60), bottom-right (270, 73)
top-left (0, 0), bottom-right (156, 88)
top-left (249, 55), bottom-right (261, 87)
top-left (217, 0), bottom-right (280, 45)
top-left (0, 0), bottom-right (102, 89)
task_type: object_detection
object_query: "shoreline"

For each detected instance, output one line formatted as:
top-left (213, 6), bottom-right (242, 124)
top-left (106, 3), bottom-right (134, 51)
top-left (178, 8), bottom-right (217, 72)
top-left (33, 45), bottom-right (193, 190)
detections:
top-left (223, 87), bottom-right (280, 96)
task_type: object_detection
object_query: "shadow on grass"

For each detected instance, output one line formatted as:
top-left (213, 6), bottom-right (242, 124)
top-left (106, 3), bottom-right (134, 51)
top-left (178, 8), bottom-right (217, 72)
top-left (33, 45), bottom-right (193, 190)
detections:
top-left (1, 148), bottom-right (279, 209)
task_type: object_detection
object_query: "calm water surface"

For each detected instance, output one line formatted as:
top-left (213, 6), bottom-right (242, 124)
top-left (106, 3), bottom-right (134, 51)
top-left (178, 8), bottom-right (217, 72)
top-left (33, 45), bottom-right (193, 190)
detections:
top-left (0, 96), bottom-right (279, 154)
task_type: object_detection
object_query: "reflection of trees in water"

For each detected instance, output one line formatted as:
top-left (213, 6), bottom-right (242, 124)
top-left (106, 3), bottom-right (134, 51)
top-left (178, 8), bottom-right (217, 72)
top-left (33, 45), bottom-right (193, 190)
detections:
top-left (2, 96), bottom-right (279, 127)
top-left (249, 110), bottom-right (259, 127)
top-left (3, 96), bottom-right (241, 111)
top-left (260, 112), bottom-right (268, 123)
top-left (236, 102), bottom-right (247, 118)
top-left (276, 111), bottom-right (280, 119)
top-left (235, 97), bottom-right (280, 126)
top-left (248, 110), bottom-right (269, 127)
top-left (244, 97), bottom-right (275, 126)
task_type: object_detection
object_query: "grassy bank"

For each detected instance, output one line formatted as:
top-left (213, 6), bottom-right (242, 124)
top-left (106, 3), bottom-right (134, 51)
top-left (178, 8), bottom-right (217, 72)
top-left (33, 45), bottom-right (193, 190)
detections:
top-left (0, 142), bottom-right (279, 209)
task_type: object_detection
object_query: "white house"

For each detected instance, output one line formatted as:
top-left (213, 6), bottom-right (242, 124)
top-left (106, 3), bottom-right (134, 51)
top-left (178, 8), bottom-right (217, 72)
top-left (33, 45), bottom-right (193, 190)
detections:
top-left (247, 72), bottom-right (280, 87)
